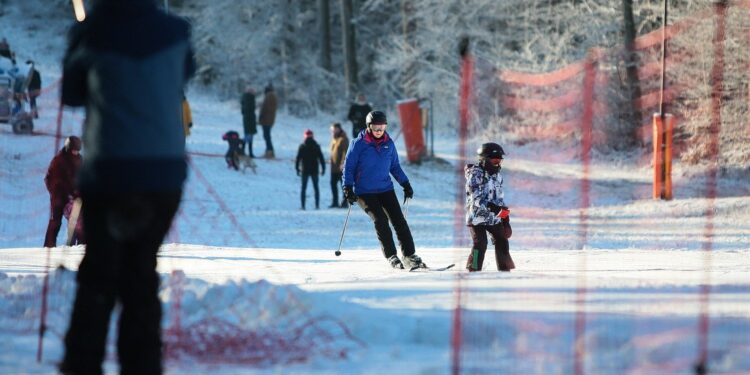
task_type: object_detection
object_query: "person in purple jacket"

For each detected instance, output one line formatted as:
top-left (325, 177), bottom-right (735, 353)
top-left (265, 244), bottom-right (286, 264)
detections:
top-left (342, 110), bottom-right (425, 270)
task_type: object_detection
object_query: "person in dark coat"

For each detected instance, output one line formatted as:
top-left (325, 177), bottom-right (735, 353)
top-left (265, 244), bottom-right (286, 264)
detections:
top-left (347, 93), bottom-right (372, 138)
top-left (26, 60), bottom-right (41, 118)
top-left (258, 83), bottom-right (277, 158)
top-left (43, 136), bottom-right (82, 247)
top-left (0, 37), bottom-right (11, 59)
top-left (222, 130), bottom-right (245, 170)
top-left (58, 0), bottom-right (196, 373)
top-left (328, 122), bottom-right (349, 208)
top-left (240, 85), bottom-right (257, 157)
top-left (296, 129), bottom-right (325, 210)
top-left (342, 110), bottom-right (424, 270)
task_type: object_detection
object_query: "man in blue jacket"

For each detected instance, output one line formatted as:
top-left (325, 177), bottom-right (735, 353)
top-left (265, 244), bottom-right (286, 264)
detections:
top-left (58, 0), bottom-right (195, 373)
top-left (342, 110), bottom-right (425, 270)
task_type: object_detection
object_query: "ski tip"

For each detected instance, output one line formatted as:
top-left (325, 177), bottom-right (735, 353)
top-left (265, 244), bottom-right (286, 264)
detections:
top-left (410, 263), bottom-right (455, 272)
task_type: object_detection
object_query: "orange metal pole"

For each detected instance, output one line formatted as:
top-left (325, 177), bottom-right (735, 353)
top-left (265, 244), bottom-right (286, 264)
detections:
top-left (663, 114), bottom-right (674, 200)
top-left (652, 113), bottom-right (664, 199)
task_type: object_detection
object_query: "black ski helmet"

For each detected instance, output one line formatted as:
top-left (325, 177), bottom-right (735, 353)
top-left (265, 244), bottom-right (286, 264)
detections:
top-left (366, 110), bottom-right (387, 126)
top-left (477, 142), bottom-right (505, 159)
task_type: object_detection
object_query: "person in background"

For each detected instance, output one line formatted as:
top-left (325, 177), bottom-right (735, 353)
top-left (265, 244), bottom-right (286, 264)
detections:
top-left (258, 83), bottom-right (277, 158)
top-left (222, 130), bottom-right (244, 170)
top-left (0, 37), bottom-right (11, 59)
top-left (347, 93), bottom-right (372, 138)
top-left (58, 0), bottom-right (196, 373)
top-left (26, 60), bottom-right (42, 119)
top-left (296, 129), bottom-right (325, 210)
top-left (464, 142), bottom-right (515, 272)
top-left (43, 136), bottom-right (82, 248)
top-left (342, 110), bottom-right (424, 270)
top-left (182, 93), bottom-right (192, 137)
top-left (328, 122), bottom-right (348, 208)
top-left (240, 85), bottom-right (257, 157)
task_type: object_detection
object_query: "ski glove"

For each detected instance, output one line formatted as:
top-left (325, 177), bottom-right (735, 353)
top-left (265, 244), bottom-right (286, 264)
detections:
top-left (402, 182), bottom-right (414, 200)
top-left (343, 185), bottom-right (357, 204)
top-left (487, 203), bottom-right (510, 219)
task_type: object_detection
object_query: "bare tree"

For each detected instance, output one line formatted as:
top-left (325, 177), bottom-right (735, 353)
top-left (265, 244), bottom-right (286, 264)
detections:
top-left (621, 0), bottom-right (642, 148)
top-left (340, 0), bottom-right (359, 98)
top-left (318, 0), bottom-right (332, 71)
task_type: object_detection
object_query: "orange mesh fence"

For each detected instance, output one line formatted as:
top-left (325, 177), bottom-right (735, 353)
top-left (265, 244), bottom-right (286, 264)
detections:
top-left (452, 1), bottom-right (750, 374)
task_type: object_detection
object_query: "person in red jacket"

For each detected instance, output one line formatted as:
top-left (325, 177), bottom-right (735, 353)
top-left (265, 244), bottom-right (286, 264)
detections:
top-left (44, 136), bottom-right (82, 247)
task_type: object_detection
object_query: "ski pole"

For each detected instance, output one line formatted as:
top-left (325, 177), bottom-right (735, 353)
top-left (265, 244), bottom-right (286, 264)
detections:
top-left (403, 197), bottom-right (411, 219)
top-left (335, 203), bottom-right (353, 256)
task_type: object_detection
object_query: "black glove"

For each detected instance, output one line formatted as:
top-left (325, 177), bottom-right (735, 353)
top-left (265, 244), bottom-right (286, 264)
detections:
top-left (343, 185), bottom-right (357, 204)
top-left (402, 182), bottom-right (413, 200)
top-left (487, 203), bottom-right (510, 219)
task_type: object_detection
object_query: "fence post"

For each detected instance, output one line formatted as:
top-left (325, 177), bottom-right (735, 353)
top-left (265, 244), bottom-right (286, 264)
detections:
top-left (652, 114), bottom-right (664, 200)
top-left (663, 113), bottom-right (674, 200)
top-left (652, 113), bottom-right (674, 200)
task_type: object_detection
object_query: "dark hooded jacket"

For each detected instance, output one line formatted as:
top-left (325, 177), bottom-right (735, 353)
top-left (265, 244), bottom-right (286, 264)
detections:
top-left (296, 137), bottom-right (325, 175)
top-left (61, 0), bottom-right (196, 193)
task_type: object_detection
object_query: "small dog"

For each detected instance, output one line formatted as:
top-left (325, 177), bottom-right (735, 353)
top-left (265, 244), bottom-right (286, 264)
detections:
top-left (233, 151), bottom-right (257, 174)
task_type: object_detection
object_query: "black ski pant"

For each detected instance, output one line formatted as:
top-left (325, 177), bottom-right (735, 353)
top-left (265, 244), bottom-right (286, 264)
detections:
top-left (262, 125), bottom-right (274, 152)
top-left (61, 190), bottom-right (181, 375)
top-left (466, 221), bottom-right (514, 271)
top-left (300, 172), bottom-right (319, 209)
top-left (44, 194), bottom-right (67, 247)
top-left (330, 171), bottom-right (342, 207)
top-left (357, 190), bottom-right (415, 259)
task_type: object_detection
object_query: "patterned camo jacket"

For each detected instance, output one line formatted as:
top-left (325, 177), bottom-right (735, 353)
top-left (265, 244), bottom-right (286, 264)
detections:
top-left (465, 164), bottom-right (505, 226)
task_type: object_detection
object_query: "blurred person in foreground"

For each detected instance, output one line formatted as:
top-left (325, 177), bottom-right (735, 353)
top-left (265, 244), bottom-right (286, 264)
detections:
top-left (58, 0), bottom-right (196, 374)
top-left (464, 142), bottom-right (514, 272)
top-left (328, 122), bottom-right (348, 208)
top-left (342, 110), bottom-right (425, 270)
top-left (43, 135), bottom-right (82, 247)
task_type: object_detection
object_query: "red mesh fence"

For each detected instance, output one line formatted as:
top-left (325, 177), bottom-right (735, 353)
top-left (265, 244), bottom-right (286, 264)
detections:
top-left (452, 1), bottom-right (750, 374)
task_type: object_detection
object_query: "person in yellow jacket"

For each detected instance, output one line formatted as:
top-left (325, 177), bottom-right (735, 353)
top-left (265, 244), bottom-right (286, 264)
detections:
top-left (182, 94), bottom-right (193, 136)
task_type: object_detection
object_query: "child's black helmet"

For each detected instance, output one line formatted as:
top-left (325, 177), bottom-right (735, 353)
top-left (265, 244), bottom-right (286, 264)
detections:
top-left (366, 111), bottom-right (387, 126)
top-left (477, 142), bottom-right (505, 159)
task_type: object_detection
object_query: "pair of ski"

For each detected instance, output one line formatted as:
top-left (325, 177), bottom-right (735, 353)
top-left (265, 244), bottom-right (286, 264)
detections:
top-left (408, 263), bottom-right (455, 272)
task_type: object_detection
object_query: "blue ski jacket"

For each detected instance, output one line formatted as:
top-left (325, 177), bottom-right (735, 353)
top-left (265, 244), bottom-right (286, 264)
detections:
top-left (343, 130), bottom-right (409, 194)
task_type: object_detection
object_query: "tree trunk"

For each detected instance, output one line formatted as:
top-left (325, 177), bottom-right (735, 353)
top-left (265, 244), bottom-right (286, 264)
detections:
top-left (401, 0), bottom-right (417, 97)
top-left (340, 0), bottom-right (358, 98)
top-left (622, 0), bottom-right (642, 147)
top-left (318, 0), bottom-right (331, 71)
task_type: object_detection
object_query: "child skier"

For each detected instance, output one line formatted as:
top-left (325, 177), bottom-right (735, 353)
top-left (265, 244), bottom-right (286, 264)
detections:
top-left (465, 142), bottom-right (515, 271)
